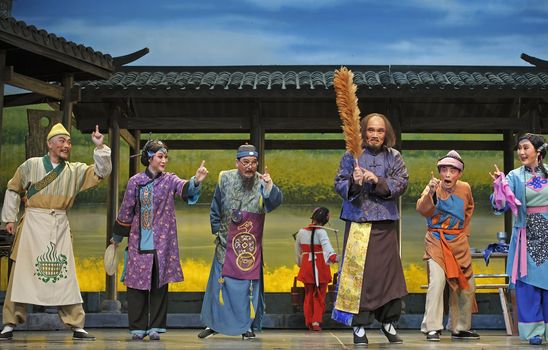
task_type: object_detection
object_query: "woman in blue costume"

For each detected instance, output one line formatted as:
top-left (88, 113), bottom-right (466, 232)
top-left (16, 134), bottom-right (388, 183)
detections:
top-left (490, 133), bottom-right (548, 345)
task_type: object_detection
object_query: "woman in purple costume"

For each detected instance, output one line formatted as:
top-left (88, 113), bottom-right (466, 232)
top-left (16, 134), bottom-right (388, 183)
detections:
top-left (112, 140), bottom-right (208, 341)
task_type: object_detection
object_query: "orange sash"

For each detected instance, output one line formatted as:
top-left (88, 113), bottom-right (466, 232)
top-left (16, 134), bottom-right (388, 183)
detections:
top-left (428, 228), bottom-right (469, 290)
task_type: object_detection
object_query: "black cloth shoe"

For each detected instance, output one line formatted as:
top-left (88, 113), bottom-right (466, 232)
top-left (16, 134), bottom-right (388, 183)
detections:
top-left (0, 331), bottom-right (13, 341)
top-left (426, 330), bottom-right (440, 341)
top-left (353, 327), bottom-right (368, 346)
top-left (451, 330), bottom-right (480, 340)
top-left (381, 323), bottom-right (403, 344)
top-left (197, 328), bottom-right (218, 339)
top-left (242, 330), bottom-right (256, 340)
top-left (73, 330), bottom-right (96, 341)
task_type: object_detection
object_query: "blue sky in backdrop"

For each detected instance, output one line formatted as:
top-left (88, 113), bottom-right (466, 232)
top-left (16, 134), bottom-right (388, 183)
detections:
top-left (13, 0), bottom-right (548, 66)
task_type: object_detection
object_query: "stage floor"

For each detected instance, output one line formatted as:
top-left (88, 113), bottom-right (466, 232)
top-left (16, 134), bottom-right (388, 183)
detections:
top-left (0, 329), bottom-right (534, 349)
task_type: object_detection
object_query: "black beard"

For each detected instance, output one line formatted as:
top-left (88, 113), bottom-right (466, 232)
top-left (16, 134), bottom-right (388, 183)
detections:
top-left (238, 172), bottom-right (256, 191)
top-left (366, 144), bottom-right (383, 153)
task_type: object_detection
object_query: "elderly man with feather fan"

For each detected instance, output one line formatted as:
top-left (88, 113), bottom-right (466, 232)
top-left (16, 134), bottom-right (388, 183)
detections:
top-left (331, 68), bottom-right (408, 345)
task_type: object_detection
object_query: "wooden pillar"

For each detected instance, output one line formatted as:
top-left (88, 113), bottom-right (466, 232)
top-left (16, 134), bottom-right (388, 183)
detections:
top-left (250, 102), bottom-right (265, 173)
top-left (0, 50), bottom-right (6, 165)
top-left (129, 130), bottom-right (141, 177)
top-left (503, 130), bottom-right (514, 239)
top-left (103, 109), bottom-right (121, 312)
top-left (389, 101), bottom-right (403, 255)
top-left (60, 73), bottom-right (74, 131)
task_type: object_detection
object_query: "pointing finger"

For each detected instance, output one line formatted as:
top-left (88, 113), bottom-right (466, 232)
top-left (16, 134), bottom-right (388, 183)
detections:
top-left (95, 124), bottom-right (99, 133)
top-left (200, 160), bottom-right (206, 168)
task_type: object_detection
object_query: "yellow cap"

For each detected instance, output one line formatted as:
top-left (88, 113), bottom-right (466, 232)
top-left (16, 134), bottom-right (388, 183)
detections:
top-left (47, 123), bottom-right (70, 140)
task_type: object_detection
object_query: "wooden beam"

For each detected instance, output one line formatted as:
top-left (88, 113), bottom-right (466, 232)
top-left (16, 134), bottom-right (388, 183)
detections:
top-left (503, 130), bottom-right (515, 240)
top-left (140, 139), bottom-right (243, 150)
top-left (61, 73), bottom-right (74, 130)
top-left (129, 130), bottom-right (141, 176)
top-left (401, 116), bottom-right (533, 132)
top-left (105, 111), bottom-right (120, 309)
top-left (251, 102), bottom-right (265, 172)
top-left (4, 92), bottom-right (49, 107)
top-left (138, 139), bottom-right (503, 151)
top-left (4, 66), bottom-right (64, 99)
top-left (402, 140), bottom-right (504, 150)
top-left (120, 128), bottom-right (136, 147)
top-left (0, 50), bottom-right (6, 164)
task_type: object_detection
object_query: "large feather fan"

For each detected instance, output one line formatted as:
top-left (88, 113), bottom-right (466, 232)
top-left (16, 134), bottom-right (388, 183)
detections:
top-left (333, 66), bottom-right (363, 160)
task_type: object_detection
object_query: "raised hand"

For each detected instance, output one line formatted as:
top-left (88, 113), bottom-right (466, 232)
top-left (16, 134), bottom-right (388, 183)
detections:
top-left (488, 164), bottom-right (503, 181)
top-left (91, 125), bottom-right (104, 148)
top-left (194, 160), bottom-right (208, 185)
top-left (260, 166), bottom-right (272, 183)
top-left (428, 171), bottom-right (441, 195)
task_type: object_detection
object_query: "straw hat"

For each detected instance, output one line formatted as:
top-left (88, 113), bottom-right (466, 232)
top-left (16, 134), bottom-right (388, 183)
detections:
top-left (103, 243), bottom-right (118, 276)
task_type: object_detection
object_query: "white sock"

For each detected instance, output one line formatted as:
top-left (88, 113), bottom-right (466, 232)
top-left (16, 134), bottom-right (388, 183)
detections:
top-left (353, 326), bottom-right (365, 337)
top-left (383, 323), bottom-right (397, 335)
top-left (1, 326), bottom-right (13, 334)
top-left (73, 328), bottom-right (87, 334)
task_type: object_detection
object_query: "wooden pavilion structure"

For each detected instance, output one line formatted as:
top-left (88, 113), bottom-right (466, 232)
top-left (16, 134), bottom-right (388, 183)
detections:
top-left (72, 63), bottom-right (547, 306)
top-left (74, 65), bottom-right (547, 207)
top-left (2, 9), bottom-right (547, 303)
top-left (71, 63), bottom-right (547, 299)
top-left (0, 15), bottom-right (147, 310)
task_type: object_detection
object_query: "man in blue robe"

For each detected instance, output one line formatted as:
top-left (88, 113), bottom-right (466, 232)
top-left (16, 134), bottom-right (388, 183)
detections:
top-left (198, 144), bottom-right (283, 340)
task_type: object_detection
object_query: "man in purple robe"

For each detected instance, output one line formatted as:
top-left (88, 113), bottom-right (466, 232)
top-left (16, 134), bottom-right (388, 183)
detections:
top-left (333, 113), bottom-right (408, 345)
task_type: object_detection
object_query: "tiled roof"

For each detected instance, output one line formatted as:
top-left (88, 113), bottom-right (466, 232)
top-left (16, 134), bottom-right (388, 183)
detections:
top-left (0, 16), bottom-right (113, 71)
top-left (78, 66), bottom-right (548, 92)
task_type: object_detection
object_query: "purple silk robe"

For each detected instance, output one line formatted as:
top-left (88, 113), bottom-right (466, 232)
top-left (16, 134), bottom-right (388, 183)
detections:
top-left (117, 171), bottom-right (193, 290)
top-left (335, 147), bottom-right (408, 222)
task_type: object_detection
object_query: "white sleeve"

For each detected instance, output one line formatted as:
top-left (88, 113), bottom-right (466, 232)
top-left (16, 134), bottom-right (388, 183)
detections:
top-left (317, 229), bottom-right (336, 262)
top-left (93, 146), bottom-right (112, 178)
top-left (294, 231), bottom-right (303, 266)
top-left (1, 190), bottom-right (21, 223)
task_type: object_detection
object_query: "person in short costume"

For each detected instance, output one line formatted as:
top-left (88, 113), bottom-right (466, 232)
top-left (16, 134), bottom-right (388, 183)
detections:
top-left (417, 150), bottom-right (479, 341)
top-left (198, 144), bottom-right (282, 340)
top-left (112, 140), bottom-right (208, 341)
top-left (490, 133), bottom-right (548, 346)
top-left (294, 207), bottom-right (337, 331)
top-left (333, 113), bottom-right (408, 345)
top-left (0, 124), bottom-right (111, 341)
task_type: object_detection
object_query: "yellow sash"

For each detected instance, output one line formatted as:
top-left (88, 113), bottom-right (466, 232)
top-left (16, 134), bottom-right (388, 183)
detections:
top-left (334, 222), bottom-right (372, 314)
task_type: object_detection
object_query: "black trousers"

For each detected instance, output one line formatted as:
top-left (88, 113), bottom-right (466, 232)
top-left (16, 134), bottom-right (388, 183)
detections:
top-left (127, 260), bottom-right (168, 333)
top-left (351, 298), bottom-right (402, 326)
